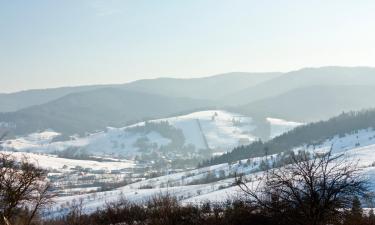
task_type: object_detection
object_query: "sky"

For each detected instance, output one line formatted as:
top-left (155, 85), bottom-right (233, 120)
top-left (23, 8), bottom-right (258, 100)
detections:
top-left (1, 0), bottom-right (375, 93)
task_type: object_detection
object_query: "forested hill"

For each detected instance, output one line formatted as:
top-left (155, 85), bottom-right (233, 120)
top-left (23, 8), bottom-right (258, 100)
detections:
top-left (201, 109), bottom-right (375, 166)
top-left (0, 88), bottom-right (213, 136)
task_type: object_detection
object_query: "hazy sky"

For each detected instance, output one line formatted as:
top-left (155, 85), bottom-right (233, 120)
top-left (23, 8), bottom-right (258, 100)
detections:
top-left (1, 0), bottom-right (375, 93)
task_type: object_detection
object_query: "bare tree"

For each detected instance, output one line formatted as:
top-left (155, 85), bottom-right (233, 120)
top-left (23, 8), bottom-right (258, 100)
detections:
top-left (236, 150), bottom-right (368, 225)
top-left (0, 153), bottom-right (54, 225)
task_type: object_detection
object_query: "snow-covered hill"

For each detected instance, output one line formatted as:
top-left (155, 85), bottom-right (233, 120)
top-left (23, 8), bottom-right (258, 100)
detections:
top-left (2, 110), bottom-right (261, 157)
top-left (2, 110), bottom-right (303, 158)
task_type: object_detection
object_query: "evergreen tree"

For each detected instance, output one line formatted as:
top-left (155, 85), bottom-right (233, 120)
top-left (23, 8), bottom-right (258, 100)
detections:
top-left (344, 196), bottom-right (363, 225)
top-left (352, 196), bottom-right (363, 218)
top-left (369, 209), bottom-right (375, 225)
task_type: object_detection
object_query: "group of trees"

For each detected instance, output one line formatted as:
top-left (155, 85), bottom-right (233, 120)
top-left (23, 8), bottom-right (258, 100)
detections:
top-left (45, 196), bottom-right (375, 225)
top-left (202, 109), bottom-right (375, 166)
top-left (127, 121), bottom-right (186, 150)
top-left (56, 147), bottom-right (90, 160)
top-left (236, 150), bottom-right (368, 225)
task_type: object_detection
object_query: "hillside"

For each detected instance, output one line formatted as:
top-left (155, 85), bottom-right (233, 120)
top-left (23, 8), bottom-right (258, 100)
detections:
top-left (224, 67), bottom-right (375, 105)
top-left (1, 111), bottom-right (257, 156)
top-left (0, 88), bottom-right (213, 136)
top-left (234, 85), bottom-right (375, 122)
top-left (1, 110), bottom-right (302, 166)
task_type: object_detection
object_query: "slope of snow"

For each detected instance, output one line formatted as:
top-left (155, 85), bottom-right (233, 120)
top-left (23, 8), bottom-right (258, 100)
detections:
top-left (0, 151), bottom-right (135, 171)
top-left (267, 117), bottom-right (304, 138)
top-left (153, 110), bottom-right (256, 151)
top-left (2, 130), bottom-right (61, 150)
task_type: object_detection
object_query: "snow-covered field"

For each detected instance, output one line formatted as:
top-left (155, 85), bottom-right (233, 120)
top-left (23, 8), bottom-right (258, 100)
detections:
top-left (0, 151), bottom-right (135, 171)
top-left (1, 130), bottom-right (60, 150)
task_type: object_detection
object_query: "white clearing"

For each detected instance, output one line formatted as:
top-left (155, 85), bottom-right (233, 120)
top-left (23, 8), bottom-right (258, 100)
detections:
top-left (0, 151), bottom-right (135, 171)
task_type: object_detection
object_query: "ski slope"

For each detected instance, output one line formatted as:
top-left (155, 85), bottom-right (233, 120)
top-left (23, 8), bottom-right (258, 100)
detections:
top-left (153, 110), bottom-right (256, 151)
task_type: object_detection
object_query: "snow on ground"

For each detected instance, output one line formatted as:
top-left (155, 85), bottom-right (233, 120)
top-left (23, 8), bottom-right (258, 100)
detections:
top-left (46, 154), bottom-right (271, 216)
top-left (1, 130), bottom-right (60, 150)
top-left (10, 112), bottom-right (375, 217)
top-left (267, 117), bottom-right (304, 138)
top-left (0, 151), bottom-right (135, 171)
top-left (2, 129), bottom-right (171, 156)
top-left (76, 130), bottom-right (171, 156)
top-left (45, 127), bottom-right (375, 216)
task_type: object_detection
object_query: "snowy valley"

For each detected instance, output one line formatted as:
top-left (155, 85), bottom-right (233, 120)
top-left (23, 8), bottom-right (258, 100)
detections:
top-left (42, 127), bottom-right (375, 216)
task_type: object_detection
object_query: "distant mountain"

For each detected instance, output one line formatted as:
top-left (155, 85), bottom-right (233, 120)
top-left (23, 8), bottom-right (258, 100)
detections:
top-left (121, 72), bottom-right (281, 100)
top-left (234, 85), bottom-right (375, 122)
top-left (4, 67), bottom-right (375, 137)
top-left (0, 85), bottom-right (114, 112)
top-left (223, 67), bottom-right (375, 105)
top-left (0, 88), bottom-right (213, 136)
top-left (0, 72), bottom-right (280, 112)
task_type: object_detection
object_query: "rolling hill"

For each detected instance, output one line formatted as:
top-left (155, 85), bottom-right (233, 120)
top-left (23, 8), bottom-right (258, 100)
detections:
top-left (1, 110), bottom-right (258, 156)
